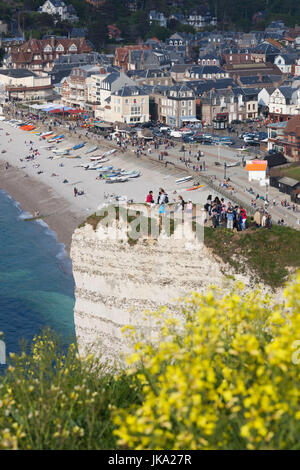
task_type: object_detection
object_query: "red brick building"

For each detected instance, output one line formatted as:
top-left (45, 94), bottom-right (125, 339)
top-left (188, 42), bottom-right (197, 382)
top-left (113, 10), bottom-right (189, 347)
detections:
top-left (283, 115), bottom-right (300, 161)
top-left (10, 37), bottom-right (92, 74)
top-left (268, 115), bottom-right (300, 161)
top-left (114, 45), bottom-right (151, 71)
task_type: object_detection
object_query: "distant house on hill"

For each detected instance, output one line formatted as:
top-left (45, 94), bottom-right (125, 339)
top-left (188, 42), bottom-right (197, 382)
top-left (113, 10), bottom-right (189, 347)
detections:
top-left (38, 0), bottom-right (78, 22)
top-left (149, 11), bottom-right (167, 28)
top-left (107, 25), bottom-right (122, 40)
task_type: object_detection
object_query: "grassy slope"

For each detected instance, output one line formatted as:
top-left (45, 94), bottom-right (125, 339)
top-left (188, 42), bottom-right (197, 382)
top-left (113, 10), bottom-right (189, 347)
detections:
top-left (204, 225), bottom-right (300, 288)
top-left (281, 166), bottom-right (300, 182)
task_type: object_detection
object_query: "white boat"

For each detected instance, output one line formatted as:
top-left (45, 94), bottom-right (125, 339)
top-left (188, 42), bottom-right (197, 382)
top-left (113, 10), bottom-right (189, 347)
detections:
top-left (85, 146), bottom-right (98, 154)
top-left (120, 170), bottom-right (141, 178)
top-left (53, 150), bottom-right (70, 156)
top-left (175, 176), bottom-right (193, 184)
top-left (41, 131), bottom-right (53, 137)
top-left (89, 154), bottom-right (108, 161)
top-left (105, 176), bottom-right (128, 183)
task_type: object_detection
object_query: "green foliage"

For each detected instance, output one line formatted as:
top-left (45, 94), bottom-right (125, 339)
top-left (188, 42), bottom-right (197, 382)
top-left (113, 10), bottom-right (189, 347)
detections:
top-left (145, 23), bottom-right (171, 41)
top-left (204, 224), bottom-right (300, 288)
top-left (0, 331), bottom-right (141, 450)
top-left (114, 273), bottom-right (300, 450)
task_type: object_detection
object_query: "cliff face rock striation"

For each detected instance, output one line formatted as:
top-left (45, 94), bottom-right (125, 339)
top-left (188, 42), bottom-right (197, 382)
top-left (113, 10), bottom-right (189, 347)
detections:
top-left (70, 208), bottom-right (242, 363)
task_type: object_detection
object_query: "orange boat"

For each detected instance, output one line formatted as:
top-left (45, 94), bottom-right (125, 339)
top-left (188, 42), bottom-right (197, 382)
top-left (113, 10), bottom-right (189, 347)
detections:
top-left (20, 125), bottom-right (35, 131)
top-left (186, 185), bottom-right (205, 191)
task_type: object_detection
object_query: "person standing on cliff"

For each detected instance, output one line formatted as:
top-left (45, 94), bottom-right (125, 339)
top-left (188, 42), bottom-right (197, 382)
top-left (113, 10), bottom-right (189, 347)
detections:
top-left (146, 191), bottom-right (154, 204)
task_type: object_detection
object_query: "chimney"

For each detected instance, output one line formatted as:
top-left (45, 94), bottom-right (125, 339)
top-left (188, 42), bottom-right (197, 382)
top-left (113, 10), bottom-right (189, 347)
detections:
top-left (50, 36), bottom-right (55, 48)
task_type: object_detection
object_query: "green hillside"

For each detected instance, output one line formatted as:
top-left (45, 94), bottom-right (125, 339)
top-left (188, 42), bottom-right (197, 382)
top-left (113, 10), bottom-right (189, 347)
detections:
top-left (1, 0), bottom-right (300, 48)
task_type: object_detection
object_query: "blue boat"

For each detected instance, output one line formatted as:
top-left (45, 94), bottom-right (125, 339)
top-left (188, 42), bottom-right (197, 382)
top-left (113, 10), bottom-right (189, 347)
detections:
top-left (73, 143), bottom-right (85, 150)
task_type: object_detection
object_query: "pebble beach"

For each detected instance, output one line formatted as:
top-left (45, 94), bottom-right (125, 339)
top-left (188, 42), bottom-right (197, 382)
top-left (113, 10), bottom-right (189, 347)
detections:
top-left (0, 121), bottom-right (214, 251)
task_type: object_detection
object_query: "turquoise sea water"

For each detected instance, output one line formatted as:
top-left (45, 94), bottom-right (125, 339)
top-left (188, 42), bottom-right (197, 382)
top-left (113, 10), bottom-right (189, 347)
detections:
top-left (0, 190), bottom-right (76, 363)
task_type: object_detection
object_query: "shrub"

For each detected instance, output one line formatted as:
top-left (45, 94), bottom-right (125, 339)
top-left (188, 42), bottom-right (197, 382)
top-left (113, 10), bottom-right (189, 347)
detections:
top-left (0, 332), bottom-right (141, 450)
top-left (114, 272), bottom-right (300, 450)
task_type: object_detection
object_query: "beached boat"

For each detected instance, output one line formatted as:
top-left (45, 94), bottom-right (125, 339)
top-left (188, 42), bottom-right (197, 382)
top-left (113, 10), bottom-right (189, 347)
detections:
top-left (65, 155), bottom-right (81, 159)
top-left (175, 176), bottom-right (193, 184)
top-left (96, 166), bottom-right (114, 172)
top-left (73, 143), bottom-right (85, 150)
top-left (120, 170), bottom-right (140, 178)
top-left (48, 134), bottom-right (64, 142)
top-left (102, 149), bottom-right (117, 158)
top-left (41, 131), bottom-right (53, 138)
top-left (105, 176), bottom-right (128, 183)
top-left (20, 125), bottom-right (35, 131)
top-left (85, 146), bottom-right (98, 154)
top-left (89, 154), bottom-right (107, 161)
top-left (186, 184), bottom-right (205, 191)
top-left (54, 150), bottom-right (70, 156)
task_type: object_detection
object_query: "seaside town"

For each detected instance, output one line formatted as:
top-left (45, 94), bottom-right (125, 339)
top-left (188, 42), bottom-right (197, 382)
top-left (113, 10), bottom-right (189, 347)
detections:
top-left (0, 0), bottom-right (299, 233)
top-left (0, 0), bottom-right (300, 453)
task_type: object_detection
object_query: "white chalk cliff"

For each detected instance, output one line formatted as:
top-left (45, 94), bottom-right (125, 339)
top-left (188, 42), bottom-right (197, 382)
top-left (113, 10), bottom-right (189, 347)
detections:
top-left (70, 207), bottom-right (245, 364)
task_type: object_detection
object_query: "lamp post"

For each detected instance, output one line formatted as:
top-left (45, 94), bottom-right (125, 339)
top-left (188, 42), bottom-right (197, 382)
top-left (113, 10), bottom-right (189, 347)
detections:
top-left (224, 162), bottom-right (227, 180)
top-left (266, 182), bottom-right (269, 203)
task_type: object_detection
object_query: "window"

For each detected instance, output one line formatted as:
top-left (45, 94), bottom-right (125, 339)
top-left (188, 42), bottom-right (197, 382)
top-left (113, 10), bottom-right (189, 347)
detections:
top-left (125, 99), bottom-right (129, 104)
top-left (131, 106), bottom-right (141, 115)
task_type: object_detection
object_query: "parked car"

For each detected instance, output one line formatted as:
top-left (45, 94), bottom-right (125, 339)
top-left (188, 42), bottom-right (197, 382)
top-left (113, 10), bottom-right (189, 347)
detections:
top-left (183, 136), bottom-right (194, 143)
top-left (245, 140), bottom-right (260, 146)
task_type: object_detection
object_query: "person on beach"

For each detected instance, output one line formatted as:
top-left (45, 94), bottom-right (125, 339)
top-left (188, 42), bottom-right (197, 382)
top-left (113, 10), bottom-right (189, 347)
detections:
top-left (74, 187), bottom-right (78, 197)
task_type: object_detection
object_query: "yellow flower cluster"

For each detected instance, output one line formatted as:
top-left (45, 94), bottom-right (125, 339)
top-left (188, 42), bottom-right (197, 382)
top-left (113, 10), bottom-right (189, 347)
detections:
top-left (114, 272), bottom-right (300, 450)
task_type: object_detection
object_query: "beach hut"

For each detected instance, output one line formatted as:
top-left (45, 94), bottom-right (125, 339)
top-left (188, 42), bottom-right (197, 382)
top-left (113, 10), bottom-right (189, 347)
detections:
top-left (278, 177), bottom-right (300, 195)
top-left (245, 160), bottom-right (268, 183)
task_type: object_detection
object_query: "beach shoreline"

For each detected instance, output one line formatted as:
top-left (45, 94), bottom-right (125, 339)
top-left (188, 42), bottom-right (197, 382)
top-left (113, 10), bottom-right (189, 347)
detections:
top-left (0, 119), bottom-right (221, 253)
top-left (0, 165), bottom-right (84, 253)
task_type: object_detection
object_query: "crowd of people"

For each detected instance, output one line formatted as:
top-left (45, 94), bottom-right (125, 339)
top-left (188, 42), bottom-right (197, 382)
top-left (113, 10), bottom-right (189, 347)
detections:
top-left (205, 195), bottom-right (253, 230)
top-left (145, 189), bottom-right (193, 217)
